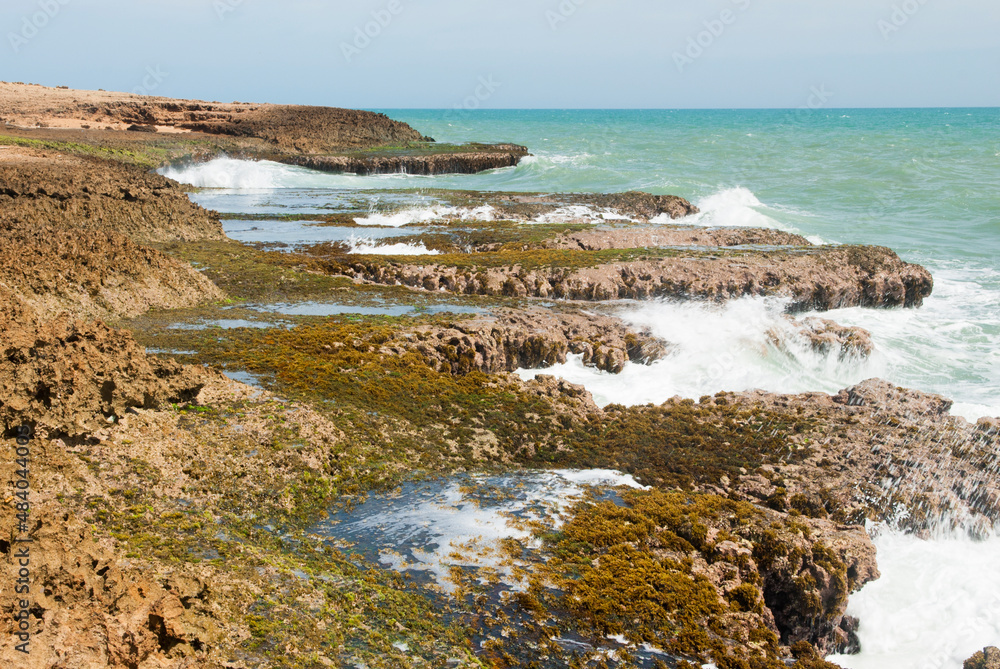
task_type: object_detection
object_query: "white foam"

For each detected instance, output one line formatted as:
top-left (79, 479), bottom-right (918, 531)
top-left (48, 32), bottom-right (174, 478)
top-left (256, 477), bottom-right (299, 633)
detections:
top-left (531, 204), bottom-right (636, 225)
top-left (654, 187), bottom-right (816, 240)
top-left (516, 297), bottom-right (879, 406)
top-left (828, 528), bottom-right (1000, 669)
top-left (159, 156), bottom-right (436, 189)
top-left (159, 156), bottom-right (295, 189)
top-left (353, 204), bottom-right (496, 227)
top-left (549, 469), bottom-right (647, 489)
top-left (347, 237), bottom-right (439, 256)
top-left (807, 268), bottom-right (1000, 422)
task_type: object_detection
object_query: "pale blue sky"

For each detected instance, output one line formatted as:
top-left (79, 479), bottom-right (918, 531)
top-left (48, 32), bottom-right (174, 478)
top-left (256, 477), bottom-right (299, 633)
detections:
top-left (2, 0), bottom-right (998, 108)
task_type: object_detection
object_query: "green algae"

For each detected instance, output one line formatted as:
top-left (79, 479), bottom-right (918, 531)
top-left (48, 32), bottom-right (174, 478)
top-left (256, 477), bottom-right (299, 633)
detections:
top-left (456, 487), bottom-right (851, 668)
top-left (324, 246), bottom-right (705, 273)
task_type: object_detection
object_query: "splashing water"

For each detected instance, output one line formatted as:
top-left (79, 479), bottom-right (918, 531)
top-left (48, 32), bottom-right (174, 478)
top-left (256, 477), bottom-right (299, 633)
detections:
top-left (516, 297), bottom-right (882, 406)
top-left (828, 527), bottom-right (1000, 669)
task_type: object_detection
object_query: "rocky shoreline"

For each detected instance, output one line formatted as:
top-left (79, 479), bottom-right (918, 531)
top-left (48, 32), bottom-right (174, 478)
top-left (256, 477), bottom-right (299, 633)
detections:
top-left (0, 82), bottom-right (528, 175)
top-left (0, 85), bottom-right (996, 669)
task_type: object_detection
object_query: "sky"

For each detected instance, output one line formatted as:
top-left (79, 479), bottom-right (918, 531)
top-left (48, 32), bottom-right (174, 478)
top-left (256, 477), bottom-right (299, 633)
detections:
top-left (2, 0), bottom-right (998, 109)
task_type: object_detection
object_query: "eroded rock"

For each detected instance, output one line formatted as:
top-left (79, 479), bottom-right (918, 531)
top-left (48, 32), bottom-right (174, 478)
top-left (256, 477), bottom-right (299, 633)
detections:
top-left (0, 297), bottom-right (207, 436)
top-left (332, 244), bottom-right (934, 311)
top-left (398, 308), bottom-right (668, 375)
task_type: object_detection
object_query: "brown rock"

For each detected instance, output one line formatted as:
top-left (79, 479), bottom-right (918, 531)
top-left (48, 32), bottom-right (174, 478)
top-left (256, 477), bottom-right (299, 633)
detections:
top-left (286, 144), bottom-right (529, 176)
top-left (723, 379), bottom-right (1000, 530)
top-left (332, 244), bottom-right (934, 311)
top-left (0, 150), bottom-right (224, 243)
top-left (546, 226), bottom-right (811, 250)
top-left (966, 647), bottom-right (1000, 669)
top-left (398, 308), bottom-right (668, 375)
top-left (0, 309), bottom-right (207, 436)
top-left (0, 81), bottom-right (424, 153)
top-left (787, 317), bottom-right (874, 358)
top-left (0, 511), bottom-right (218, 668)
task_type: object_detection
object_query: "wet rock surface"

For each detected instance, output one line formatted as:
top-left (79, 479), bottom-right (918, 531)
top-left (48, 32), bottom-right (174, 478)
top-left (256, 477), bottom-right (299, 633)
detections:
top-left (782, 317), bottom-right (875, 358)
top-left (285, 143), bottom-right (529, 176)
top-left (545, 225), bottom-right (812, 249)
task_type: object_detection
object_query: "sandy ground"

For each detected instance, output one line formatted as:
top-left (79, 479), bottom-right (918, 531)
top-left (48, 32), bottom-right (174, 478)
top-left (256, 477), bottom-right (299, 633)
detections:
top-left (0, 81), bottom-right (238, 132)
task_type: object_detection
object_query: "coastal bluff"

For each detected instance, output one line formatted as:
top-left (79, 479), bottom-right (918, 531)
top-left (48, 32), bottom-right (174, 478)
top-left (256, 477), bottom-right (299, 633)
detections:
top-left (0, 81), bottom-right (527, 174)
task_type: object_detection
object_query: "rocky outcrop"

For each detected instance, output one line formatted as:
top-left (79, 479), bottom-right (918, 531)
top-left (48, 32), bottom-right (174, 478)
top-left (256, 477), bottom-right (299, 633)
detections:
top-left (573, 191), bottom-right (701, 220)
top-left (0, 149), bottom-right (223, 243)
top-left (0, 81), bottom-right (425, 152)
top-left (284, 143), bottom-right (529, 176)
top-left (0, 294), bottom-right (207, 436)
top-left (966, 647), bottom-right (1000, 669)
top-left (0, 222), bottom-right (223, 321)
top-left (709, 379), bottom-right (1000, 531)
top-left (1, 82), bottom-right (527, 176)
top-left (418, 189), bottom-right (699, 222)
top-left (0, 149), bottom-right (225, 321)
top-left (396, 308), bottom-right (668, 374)
top-left (545, 226), bottom-right (811, 250)
top-left (0, 513), bottom-right (219, 668)
top-left (781, 317), bottom-right (874, 359)
top-left (330, 245), bottom-right (934, 311)
top-left (502, 487), bottom-right (879, 666)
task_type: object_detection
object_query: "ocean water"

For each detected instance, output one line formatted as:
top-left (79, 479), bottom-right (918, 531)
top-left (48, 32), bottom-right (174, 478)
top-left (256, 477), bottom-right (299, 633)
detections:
top-left (161, 108), bottom-right (1000, 668)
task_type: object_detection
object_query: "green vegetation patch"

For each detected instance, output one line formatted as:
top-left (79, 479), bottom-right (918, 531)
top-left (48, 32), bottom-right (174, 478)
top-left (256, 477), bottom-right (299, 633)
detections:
top-left (467, 488), bottom-right (846, 668)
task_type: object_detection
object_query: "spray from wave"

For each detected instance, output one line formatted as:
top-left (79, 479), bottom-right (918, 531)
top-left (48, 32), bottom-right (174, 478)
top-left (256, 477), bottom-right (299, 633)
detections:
top-left (353, 204), bottom-right (496, 227)
top-left (515, 297), bottom-right (880, 406)
top-left (651, 187), bottom-right (824, 244)
top-left (828, 526), bottom-right (1000, 669)
top-left (158, 157), bottom-right (299, 189)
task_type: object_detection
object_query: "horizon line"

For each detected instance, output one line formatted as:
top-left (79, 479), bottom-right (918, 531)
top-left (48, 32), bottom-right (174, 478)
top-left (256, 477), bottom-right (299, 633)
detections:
top-left (368, 106), bottom-right (999, 111)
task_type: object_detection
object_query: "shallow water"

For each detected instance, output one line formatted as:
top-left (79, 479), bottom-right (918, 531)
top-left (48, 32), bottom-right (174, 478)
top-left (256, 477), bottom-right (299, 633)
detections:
top-left (312, 470), bottom-right (643, 592)
top-left (223, 219), bottom-right (425, 249)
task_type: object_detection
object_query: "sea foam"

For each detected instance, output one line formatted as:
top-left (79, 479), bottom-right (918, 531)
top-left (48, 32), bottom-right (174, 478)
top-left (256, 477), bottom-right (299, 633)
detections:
top-left (515, 296), bottom-right (881, 406)
top-left (828, 527), bottom-right (1000, 669)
